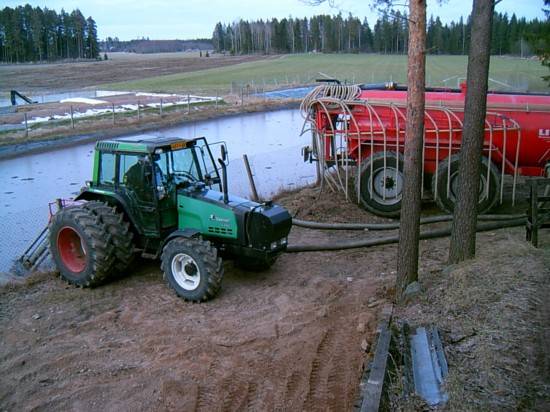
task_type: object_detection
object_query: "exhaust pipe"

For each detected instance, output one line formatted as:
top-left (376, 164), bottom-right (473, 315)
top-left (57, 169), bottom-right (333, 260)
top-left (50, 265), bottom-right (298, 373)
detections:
top-left (218, 158), bottom-right (229, 204)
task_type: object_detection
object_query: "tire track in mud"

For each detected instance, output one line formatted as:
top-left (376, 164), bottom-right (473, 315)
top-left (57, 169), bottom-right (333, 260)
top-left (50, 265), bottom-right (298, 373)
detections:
top-left (220, 376), bottom-right (249, 411)
top-left (304, 328), bottom-right (337, 410)
top-left (284, 369), bottom-right (303, 407)
top-left (326, 335), bottom-right (350, 411)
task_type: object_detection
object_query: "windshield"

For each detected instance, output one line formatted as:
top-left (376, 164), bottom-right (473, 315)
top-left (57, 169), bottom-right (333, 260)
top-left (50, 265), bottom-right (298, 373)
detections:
top-left (153, 141), bottom-right (219, 186)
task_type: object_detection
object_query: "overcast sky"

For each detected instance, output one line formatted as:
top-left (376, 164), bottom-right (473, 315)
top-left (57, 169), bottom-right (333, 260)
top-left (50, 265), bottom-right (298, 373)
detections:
top-left (3, 0), bottom-right (546, 40)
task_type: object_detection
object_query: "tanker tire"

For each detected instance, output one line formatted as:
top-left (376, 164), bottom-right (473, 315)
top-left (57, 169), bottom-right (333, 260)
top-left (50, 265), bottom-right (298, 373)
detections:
top-left (83, 201), bottom-right (135, 273)
top-left (357, 151), bottom-right (404, 217)
top-left (432, 154), bottom-right (500, 214)
top-left (161, 238), bottom-right (223, 302)
top-left (49, 205), bottom-right (115, 287)
top-left (236, 255), bottom-right (276, 271)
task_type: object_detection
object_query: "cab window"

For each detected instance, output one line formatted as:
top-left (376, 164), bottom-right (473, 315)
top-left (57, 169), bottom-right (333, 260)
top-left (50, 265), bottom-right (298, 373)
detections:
top-left (99, 152), bottom-right (116, 186)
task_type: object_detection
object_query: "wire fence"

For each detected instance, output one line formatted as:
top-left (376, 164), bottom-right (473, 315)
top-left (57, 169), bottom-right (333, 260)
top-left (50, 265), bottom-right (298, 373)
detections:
top-left (0, 94), bottom-right (226, 136)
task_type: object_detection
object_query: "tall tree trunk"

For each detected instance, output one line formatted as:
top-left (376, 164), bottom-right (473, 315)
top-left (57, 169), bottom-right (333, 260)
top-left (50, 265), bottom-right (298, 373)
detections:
top-left (396, 0), bottom-right (426, 299)
top-left (449, 0), bottom-right (495, 263)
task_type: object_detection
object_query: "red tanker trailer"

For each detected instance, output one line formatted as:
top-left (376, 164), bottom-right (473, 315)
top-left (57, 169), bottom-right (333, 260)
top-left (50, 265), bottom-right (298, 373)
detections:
top-left (301, 82), bottom-right (550, 216)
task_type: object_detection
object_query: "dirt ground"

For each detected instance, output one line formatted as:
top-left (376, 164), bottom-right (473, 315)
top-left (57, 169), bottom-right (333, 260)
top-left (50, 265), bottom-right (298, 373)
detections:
top-left (0, 53), bottom-right (270, 92)
top-left (0, 187), bottom-right (397, 411)
top-left (1, 185), bottom-right (548, 411)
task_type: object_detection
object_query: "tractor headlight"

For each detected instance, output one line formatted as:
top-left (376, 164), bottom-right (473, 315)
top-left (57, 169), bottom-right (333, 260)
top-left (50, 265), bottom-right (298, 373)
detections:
top-left (270, 238), bottom-right (288, 250)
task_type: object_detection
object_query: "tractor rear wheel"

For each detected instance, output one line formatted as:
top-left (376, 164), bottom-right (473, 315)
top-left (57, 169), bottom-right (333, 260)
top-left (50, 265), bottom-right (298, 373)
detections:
top-left (49, 205), bottom-right (115, 287)
top-left (161, 238), bottom-right (223, 302)
top-left (357, 151), bottom-right (404, 217)
top-left (431, 154), bottom-right (500, 214)
top-left (83, 201), bottom-right (135, 273)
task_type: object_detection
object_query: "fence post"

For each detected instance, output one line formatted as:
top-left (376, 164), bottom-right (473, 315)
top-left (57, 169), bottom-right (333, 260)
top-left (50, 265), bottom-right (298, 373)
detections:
top-left (243, 154), bottom-right (259, 202)
top-left (160, 98), bottom-right (163, 117)
top-left (215, 90), bottom-right (219, 110)
top-left (112, 103), bottom-right (115, 125)
top-left (137, 100), bottom-right (141, 121)
top-left (24, 112), bottom-right (28, 137)
top-left (70, 105), bottom-right (74, 129)
top-left (187, 94), bottom-right (190, 114)
top-left (241, 87), bottom-right (244, 107)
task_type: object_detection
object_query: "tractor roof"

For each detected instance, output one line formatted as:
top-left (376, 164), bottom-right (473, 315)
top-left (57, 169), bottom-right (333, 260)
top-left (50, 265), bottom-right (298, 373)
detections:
top-left (96, 136), bottom-right (201, 153)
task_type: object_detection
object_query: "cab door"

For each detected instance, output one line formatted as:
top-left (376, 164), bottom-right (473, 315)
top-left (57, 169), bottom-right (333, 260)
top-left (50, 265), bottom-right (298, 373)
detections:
top-left (118, 153), bottom-right (159, 237)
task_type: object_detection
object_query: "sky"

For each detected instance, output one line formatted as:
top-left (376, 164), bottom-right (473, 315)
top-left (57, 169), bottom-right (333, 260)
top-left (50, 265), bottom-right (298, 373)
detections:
top-left (2, 0), bottom-right (547, 40)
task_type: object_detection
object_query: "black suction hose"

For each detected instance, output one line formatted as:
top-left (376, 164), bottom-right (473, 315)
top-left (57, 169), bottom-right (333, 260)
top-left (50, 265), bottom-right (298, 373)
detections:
top-left (291, 214), bottom-right (526, 231)
top-left (286, 218), bottom-right (526, 253)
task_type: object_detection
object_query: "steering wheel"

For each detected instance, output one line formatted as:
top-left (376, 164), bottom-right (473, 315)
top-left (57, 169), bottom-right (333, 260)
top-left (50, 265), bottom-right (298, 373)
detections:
top-left (173, 171), bottom-right (198, 182)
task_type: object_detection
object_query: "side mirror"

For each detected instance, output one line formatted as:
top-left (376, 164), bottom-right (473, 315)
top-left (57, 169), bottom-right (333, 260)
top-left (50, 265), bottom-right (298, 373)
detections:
top-left (220, 145), bottom-right (227, 163)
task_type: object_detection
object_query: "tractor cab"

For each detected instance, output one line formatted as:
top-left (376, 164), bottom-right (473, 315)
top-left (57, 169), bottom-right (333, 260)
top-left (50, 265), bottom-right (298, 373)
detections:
top-left (81, 136), bottom-right (227, 240)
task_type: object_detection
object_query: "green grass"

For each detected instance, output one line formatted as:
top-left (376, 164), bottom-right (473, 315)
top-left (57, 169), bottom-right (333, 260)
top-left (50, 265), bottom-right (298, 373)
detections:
top-left (100, 54), bottom-right (549, 94)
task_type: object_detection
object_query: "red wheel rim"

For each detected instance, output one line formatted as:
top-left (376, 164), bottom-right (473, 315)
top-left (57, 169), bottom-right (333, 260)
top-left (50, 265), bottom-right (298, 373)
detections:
top-left (57, 226), bottom-right (86, 273)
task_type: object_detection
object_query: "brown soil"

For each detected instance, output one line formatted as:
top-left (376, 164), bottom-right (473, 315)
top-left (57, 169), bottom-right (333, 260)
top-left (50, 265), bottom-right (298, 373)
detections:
top-left (0, 54), bottom-right (271, 92)
top-left (0, 187), bottom-right (396, 411)
top-left (391, 229), bottom-right (550, 410)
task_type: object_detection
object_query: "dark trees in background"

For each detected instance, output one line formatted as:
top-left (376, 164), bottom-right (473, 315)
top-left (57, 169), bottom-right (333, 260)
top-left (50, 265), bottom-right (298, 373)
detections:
top-left (211, 11), bottom-right (543, 56)
top-left (448, 0), bottom-right (496, 263)
top-left (534, 0), bottom-right (550, 84)
top-left (0, 4), bottom-right (100, 63)
top-left (396, 0), bottom-right (427, 299)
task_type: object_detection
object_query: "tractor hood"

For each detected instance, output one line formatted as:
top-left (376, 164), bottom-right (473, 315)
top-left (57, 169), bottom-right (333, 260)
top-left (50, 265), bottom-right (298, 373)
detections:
top-left (177, 187), bottom-right (292, 250)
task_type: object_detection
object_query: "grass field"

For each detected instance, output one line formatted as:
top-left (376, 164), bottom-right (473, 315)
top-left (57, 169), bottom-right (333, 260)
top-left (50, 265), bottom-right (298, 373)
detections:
top-left (101, 54), bottom-right (549, 94)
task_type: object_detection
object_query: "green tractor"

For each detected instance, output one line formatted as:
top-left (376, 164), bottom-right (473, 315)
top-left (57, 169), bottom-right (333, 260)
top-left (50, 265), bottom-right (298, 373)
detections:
top-left (49, 136), bottom-right (292, 302)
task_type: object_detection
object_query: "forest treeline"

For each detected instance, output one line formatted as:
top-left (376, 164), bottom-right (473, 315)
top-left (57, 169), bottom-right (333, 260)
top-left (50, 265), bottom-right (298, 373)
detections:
top-left (212, 12), bottom-right (547, 56)
top-left (0, 4), bottom-right (99, 63)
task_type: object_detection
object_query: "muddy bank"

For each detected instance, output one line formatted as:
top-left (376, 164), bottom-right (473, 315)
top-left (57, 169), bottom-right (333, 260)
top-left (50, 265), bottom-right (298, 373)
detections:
top-left (0, 100), bottom-right (300, 160)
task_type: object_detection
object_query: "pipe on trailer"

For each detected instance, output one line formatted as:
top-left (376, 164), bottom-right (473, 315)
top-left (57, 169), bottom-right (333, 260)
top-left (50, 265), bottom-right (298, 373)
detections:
top-left (286, 218), bottom-right (526, 252)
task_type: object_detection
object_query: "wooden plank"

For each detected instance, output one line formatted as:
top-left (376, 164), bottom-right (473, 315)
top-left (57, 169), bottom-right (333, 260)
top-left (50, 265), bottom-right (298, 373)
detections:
top-left (360, 322), bottom-right (392, 412)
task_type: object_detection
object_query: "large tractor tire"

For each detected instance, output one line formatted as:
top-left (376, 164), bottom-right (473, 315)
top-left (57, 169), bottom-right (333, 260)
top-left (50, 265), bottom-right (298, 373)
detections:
top-left (161, 238), bottom-right (223, 302)
top-left (49, 205), bottom-right (115, 287)
top-left (82, 201), bottom-right (135, 273)
top-left (356, 151), bottom-right (404, 217)
top-left (431, 154), bottom-right (500, 214)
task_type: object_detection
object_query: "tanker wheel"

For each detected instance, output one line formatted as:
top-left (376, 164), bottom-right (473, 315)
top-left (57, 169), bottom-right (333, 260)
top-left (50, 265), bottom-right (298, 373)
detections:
top-left (431, 154), bottom-right (500, 214)
top-left (357, 151), bottom-right (404, 217)
top-left (49, 205), bottom-right (115, 287)
top-left (161, 238), bottom-right (223, 302)
top-left (83, 201), bottom-right (135, 273)
top-left (236, 255), bottom-right (276, 271)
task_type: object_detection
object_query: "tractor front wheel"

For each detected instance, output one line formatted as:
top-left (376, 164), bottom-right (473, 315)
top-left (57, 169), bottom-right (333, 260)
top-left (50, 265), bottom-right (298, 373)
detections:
top-left (49, 205), bottom-right (115, 287)
top-left (161, 238), bottom-right (223, 302)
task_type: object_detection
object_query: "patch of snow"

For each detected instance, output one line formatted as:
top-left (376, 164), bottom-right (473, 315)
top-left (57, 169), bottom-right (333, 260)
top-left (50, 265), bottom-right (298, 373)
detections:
top-left (95, 90), bottom-right (130, 97)
top-left (60, 97), bottom-right (108, 105)
top-left (24, 96), bottom-right (220, 125)
top-left (135, 92), bottom-right (181, 98)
